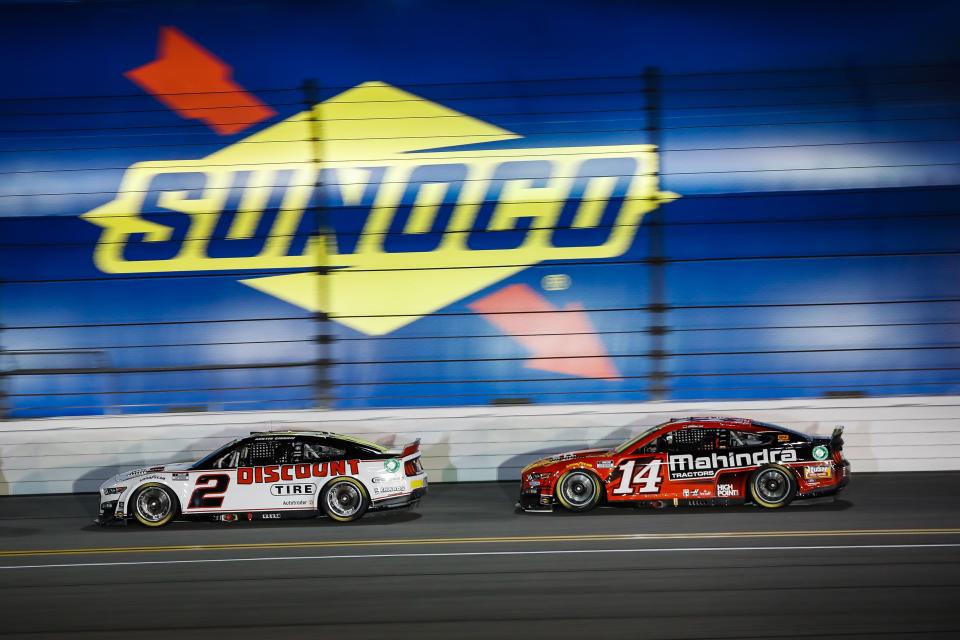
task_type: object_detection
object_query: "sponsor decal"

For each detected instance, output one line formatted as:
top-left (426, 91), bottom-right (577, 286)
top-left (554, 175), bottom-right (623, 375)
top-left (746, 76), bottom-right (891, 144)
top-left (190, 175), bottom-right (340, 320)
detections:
top-left (804, 464), bottom-right (833, 479)
top-left (237, 460), bottom-right (359, 484)
top-left (383, 459), bottom-right (401, 473)
top-left (596, 460), bottom-right (614, 469)
top-left (270, 483), bottom-right (316, 496)
top-left (282, 499), bottom-right (311, 506)
top-left (777, 434), bottom-right (790, 442)
top-left (668, 448), bottom-right (799, 480)
top-left (682, 489), bottom-right (690, 497)
top-left (812, 445), bottom-right (830, 461)
top-left (172, 472), bottom-right (189, 481)
top-left (717, 483), bottom-right (739, 498)
top-left (373, 485), bottom-right (405, 496)
top-left (116, 501), bottom-right (125, 514)
top-left (260, 513), bottom-right (281, 519)
top-left (81, 83), bottom-right (675, 336)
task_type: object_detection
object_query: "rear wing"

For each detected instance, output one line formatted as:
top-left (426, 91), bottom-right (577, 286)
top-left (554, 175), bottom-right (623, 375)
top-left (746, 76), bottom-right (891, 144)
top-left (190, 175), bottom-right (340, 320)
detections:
top-left (402, 439), bottom-right (421, 458)
top-left (831, 426), bottom-right (845, 450)
top-left (386, 438), bottom-right (421, 458)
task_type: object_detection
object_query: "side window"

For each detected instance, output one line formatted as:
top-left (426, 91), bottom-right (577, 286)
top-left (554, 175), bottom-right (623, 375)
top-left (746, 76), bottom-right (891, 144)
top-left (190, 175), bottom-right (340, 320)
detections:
top-left (298, 438), bottom-right (345, 462)
top-left (210, 446), bottom-right (241, 469)
top-left (729, 430), bottom-right (773, 448)
top-left (637, 438), bottom-right (659, 454)
top-left (659, 427), bottom-right (719, 453)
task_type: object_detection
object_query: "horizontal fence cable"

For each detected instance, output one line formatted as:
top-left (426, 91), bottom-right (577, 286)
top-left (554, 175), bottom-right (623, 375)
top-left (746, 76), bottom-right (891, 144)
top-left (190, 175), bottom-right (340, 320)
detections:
top-left (2, 62), bottom-right (959, 418)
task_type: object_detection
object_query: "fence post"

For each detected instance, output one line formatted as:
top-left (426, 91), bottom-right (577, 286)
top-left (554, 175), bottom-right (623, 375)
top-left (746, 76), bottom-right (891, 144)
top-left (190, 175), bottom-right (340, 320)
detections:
top-left (302, 79), bottom-right (333, 410)
top-left (0, 283), bottom-right (7, 420)
top-left (643, 66), bottom-right (669, 401)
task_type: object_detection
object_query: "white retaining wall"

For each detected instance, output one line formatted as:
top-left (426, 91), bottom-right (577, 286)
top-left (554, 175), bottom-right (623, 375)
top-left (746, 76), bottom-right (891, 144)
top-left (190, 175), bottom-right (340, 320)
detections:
top-left (1, 395), bottom-right (958, 495)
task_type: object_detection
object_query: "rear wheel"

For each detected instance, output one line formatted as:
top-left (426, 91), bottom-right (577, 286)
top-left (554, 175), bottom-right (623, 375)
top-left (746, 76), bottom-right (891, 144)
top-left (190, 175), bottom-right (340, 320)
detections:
top-left (749, 465), bottom-right (796, 509)
top-left (132, 483), bottom-right (177, 527)
top-left (556, 470), bottom-right (602, 512)
top-left (321, 477), bottom-right (369, 522)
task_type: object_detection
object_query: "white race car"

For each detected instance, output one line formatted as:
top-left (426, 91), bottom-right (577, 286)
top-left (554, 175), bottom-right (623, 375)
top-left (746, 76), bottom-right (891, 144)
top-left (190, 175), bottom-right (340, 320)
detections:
top-left (97, 430), bottom-right (427, 527)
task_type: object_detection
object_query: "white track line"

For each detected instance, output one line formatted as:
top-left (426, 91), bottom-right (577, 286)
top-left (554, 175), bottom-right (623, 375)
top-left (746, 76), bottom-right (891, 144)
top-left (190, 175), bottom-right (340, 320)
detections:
top-left (2, 543), bottom-right (959, 570)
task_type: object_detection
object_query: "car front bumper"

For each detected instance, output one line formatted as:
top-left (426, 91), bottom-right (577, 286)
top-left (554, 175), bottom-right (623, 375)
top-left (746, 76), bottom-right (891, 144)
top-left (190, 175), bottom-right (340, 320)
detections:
top-left (96, 499), bottom-right (121, 525)
top-left (518, 490), bottom-right (554, 512)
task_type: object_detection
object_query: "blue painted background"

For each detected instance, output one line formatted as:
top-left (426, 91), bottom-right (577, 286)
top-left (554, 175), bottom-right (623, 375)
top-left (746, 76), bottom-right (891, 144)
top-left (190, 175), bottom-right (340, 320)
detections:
top-left (1, 1), bottom-right (959, 416)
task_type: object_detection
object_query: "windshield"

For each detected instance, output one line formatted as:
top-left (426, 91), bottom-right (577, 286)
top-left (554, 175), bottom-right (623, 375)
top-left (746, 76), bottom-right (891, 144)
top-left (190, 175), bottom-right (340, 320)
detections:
top-left (191, 438), bottom-right (240, 470)
top-left (751, 420), bottom-right (812, 441)
top-left (332, 434), bottom-right (389, 454)
top-left (613, 424), bottom-right (667, 453)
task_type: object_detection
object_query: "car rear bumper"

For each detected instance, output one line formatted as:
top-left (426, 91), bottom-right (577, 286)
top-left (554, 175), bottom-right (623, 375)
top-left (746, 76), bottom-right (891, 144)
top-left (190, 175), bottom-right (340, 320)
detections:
top-left (799, 460), bottom-right (850, 500)
top-left (373, 485), bottom-right (427, 510)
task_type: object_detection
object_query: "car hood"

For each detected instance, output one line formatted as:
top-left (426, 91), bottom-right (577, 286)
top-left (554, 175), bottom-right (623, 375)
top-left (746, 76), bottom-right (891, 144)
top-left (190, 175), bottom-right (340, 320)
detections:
top-left (100, 461), bottom-right (194, 489)
top-left (522, 447), bottom-right (610, 474)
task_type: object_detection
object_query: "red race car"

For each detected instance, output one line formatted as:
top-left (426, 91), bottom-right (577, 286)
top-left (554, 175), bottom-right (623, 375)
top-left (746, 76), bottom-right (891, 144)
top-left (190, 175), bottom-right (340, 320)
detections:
top-left (518, 416), bottom-right (849, 512)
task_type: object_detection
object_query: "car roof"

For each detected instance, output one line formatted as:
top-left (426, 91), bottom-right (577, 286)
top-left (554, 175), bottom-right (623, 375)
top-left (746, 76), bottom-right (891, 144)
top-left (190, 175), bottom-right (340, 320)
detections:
top-left (249, 429), bottom-right (337, 437)
top-left (667, 416), bottom-right (753, 425)
top-left (246, 430), bottom-right (389, 452)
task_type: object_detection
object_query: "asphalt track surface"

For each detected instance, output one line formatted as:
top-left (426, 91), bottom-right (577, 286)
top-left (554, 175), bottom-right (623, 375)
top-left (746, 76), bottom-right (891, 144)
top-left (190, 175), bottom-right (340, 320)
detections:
top-left (1, 473), bottom-right (959, 639)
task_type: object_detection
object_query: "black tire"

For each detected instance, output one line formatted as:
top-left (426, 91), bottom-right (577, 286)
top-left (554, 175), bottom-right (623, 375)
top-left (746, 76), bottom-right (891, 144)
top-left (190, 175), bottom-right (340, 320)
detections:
top-left (555, 469), bottom-right (602, 512)
top-left (749, 464), bottom-right (797, 509)
top-left (131, 483), bottom-right (178, 527)
top-left (321, 477), bottom-right (370, 522)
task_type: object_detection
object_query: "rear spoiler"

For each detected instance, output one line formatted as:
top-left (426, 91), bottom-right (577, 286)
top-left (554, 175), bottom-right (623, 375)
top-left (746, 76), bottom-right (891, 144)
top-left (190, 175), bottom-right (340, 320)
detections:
top-left (831, 426), bottom-right (845, 450)
top-left (386, 438), bottom-right (421, 458)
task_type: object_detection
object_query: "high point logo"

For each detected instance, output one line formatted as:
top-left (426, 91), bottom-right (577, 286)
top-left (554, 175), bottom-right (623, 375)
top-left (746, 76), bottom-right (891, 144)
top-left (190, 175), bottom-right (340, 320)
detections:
top-left (82, 82), bottom-right (676, 335)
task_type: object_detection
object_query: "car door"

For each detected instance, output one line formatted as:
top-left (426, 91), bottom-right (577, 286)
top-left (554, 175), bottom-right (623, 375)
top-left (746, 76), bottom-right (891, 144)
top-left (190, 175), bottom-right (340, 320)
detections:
top-left (188, 435), bottom-right (300, 514)
top-left (606, 432), bottom-right (668, 502)
top-left (183, 440), bottom-right (245, 515)
top-left (656, 425), bottom-right (722, 499)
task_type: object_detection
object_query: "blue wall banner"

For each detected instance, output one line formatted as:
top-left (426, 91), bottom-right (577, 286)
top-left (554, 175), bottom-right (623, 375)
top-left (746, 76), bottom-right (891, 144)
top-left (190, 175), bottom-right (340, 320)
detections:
top-left (2, 1), bottom-right (959, 417)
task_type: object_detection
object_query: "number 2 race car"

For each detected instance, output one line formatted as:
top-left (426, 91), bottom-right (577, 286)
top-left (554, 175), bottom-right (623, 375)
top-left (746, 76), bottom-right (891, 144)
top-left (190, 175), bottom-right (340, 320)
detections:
top-left (98, 431), bottom-right (427, 527)
top-left (519, 416), bottom-right (849, 512)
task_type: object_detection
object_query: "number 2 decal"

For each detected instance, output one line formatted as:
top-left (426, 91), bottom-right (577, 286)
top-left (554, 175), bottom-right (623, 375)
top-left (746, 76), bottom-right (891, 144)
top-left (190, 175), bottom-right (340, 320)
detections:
top-left (613, 459), bottom-right (663, 495)
top-left (189, 474), bottom-right (230, 508)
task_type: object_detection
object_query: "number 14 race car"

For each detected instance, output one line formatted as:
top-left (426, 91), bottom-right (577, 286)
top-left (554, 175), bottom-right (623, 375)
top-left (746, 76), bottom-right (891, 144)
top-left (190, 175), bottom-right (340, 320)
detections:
top-left (98, 431), bottom-right (427, 527)
top-left (519, 417), bottom-right (849, 512)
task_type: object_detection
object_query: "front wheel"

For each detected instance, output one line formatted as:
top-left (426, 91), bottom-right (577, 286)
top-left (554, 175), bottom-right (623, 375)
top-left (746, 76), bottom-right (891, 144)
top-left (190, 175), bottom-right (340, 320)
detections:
top-left (321, 477), bottom-right (370, 522)
top-left (555, 470), bottom-right (602, 512)
top-left (131, 483), bottom-right (178, 527)
top-left (749, 464), bottom-right (796, 509)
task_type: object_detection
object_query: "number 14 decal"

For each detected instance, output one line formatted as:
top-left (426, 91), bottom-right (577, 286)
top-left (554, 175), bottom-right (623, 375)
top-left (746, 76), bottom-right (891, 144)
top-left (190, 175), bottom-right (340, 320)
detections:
top-left (613, 459), bottom-right (663, 494)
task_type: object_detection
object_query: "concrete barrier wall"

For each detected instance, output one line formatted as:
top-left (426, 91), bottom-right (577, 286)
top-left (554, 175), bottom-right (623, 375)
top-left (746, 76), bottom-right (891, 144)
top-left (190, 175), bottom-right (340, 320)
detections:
top-left (1, 395), bottom-right (958, 495)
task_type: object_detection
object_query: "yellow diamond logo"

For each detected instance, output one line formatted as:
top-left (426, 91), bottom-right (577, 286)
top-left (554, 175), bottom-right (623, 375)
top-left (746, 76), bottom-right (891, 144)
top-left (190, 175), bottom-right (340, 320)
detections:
top-left (82, 81), bottom-right (676, 335)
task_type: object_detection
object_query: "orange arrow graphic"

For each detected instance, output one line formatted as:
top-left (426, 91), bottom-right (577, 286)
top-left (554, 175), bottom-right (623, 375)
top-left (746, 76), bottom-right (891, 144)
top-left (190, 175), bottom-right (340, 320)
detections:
top-left (469, 284), bottom-right (621, 380)
top-left (125, 26), bottom-right (276, 135)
